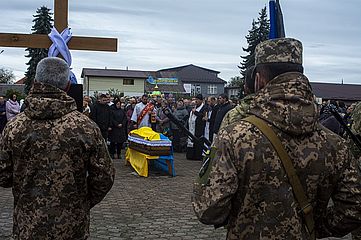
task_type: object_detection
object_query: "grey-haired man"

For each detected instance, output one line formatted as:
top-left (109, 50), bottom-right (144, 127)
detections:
top-left (0, 57), bottom-right (115, 239)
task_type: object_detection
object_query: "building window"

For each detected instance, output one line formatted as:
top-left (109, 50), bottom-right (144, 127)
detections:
top-left (123, 79), bottom-right (134, 85)
top-left (207, 84), bottom-right (217, 94)
top-left (191, 84), bottom-right (201, 96)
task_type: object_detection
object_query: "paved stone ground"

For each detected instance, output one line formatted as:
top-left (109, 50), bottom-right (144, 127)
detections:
top-left (0, 152), bottom-right (352, 240)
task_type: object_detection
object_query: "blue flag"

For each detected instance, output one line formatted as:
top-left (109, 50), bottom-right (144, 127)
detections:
top-left (269, 0), bottom-right (285, 39)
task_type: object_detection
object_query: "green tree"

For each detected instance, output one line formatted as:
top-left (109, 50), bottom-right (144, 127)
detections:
top-left (228, 76), bottom-right (245, 99)
top-left (239, 6), bottom-right (269, 79)
top-left (0, 67), bottom-right (15, 84)
top-left (228, 76), bottom-right (243, 87)
top-left (107, 88), bottom-right (124, 98)
top-left (24, 6), bottom-right (53, 94)
top-left (5, 89), bottom-right (25, 100)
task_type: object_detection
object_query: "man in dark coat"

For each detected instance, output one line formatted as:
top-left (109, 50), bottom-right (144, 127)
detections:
top-left (213, 93), bottom-right (233, 136)
top-left (109, 100), bottom-right (128, 159)
top-left (0, 96), bottom-right (7, 133)
top-left (207, 96), bottom-right (218, 143)
top-left (0, 57), bottom-right (115, 239)
top-left (91, 94), bottom-right (112, 140)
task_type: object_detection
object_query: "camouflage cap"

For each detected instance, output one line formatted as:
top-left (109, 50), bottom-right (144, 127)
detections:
top-left (255, 38), bottom-right (303, 65)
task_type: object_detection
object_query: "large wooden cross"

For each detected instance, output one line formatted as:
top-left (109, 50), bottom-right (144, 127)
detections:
top-left (0, 0), bottom-right (117, 52)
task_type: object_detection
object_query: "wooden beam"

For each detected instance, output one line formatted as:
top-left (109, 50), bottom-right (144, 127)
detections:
top-left (0, 33), bottom-right (117, 52)
top-left (54, 0), bottom-right (68, 32)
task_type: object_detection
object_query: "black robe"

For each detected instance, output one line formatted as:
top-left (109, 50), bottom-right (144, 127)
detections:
top-left (186, 104), bottom-right (207, 160)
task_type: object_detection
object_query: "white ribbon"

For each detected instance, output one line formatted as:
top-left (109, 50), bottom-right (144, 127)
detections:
top-left (48, 27), bottom-right (77, 84)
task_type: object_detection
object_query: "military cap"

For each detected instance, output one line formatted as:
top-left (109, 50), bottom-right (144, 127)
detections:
top-left (255, 38), bottom-right (303, 65)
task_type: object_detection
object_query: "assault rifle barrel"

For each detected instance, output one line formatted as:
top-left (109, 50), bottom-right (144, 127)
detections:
top-left (330, 108), bottom-right (361, 150)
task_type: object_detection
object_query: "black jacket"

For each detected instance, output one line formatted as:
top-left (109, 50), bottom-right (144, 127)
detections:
top-left (213, 102), bottom-right (233, 134)
top-left (109, 106), bottom-right (128, 143)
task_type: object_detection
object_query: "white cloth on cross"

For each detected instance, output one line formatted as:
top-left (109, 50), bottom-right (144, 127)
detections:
top-left (48, 27), bottom-right (77, 84)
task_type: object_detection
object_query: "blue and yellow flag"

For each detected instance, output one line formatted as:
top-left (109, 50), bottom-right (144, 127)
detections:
top-left (269, 0), bottom-right (285, 39)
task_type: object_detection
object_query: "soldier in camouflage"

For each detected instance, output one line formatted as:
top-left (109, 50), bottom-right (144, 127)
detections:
top-left (348, 101), bottom-right (361, 240)
top-left (0, 57), bottom-right (115, 239)
top-left (220, 65), bottom-right (255, 130)
top-left (192, 38), bottom-right (361, 239)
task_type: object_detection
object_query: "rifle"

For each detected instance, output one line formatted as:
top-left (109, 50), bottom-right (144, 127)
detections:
top-left (162, 107), bottom-right (211, 151)
top-left (330, 107), bottom-right (361, 151)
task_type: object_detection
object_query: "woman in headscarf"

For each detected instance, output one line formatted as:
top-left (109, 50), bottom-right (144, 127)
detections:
top-left (6, 94), bottom-right (20, 121)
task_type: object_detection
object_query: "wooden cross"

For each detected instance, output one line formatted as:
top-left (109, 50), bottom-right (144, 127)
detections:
top-left (0, 0), bottom-right (117, 52)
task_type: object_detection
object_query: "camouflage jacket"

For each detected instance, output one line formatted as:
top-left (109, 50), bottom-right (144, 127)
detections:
top-left (192, 72), bottom-right (361, 239)
top-left (0, 82), bottom-right (115, 240)
top-left (350, 101), bottom-right (361, 158)
top-left (219, 93), bottom-right (255, 131)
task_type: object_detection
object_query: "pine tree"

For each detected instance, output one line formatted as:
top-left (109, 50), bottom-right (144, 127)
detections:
top-left (24, 6), bottom-right (53, 94)
top-left (239, 6), bottom-right (270, 79)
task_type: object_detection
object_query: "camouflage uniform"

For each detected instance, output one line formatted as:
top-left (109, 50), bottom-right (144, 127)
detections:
top-left (349, 102), bottom-right (361, 240)
top-left (0, 82), bottom-right (115, 240)
top-left (192, 38), bottom-right (361, 239)
top-left (219, 93), bottom-right (255, 131)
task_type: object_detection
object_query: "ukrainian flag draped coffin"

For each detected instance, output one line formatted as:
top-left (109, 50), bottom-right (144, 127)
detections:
top-left (126, 127), bottom-right (175, 177)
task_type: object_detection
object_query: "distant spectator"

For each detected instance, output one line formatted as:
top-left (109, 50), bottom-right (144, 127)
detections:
top-left (213, 93), bottom-right (233, 136)
top-left (171, 100), bottom-right (189, 152)
top-left (6, 94), bottom-right (20, 121)
top-left (83, 100), bottom-right (91, 117)
top-left (0, 96), bottom-right (7, 133)
top-left (90, 94), bottom-right (112, 140)
top-left (156, 100), bottom-right (170, 135)
top-left (206, 96), bottom-right (218, 142)
top-left (109, 100), bottom-right (127, 159)
top-left (126, 98), bottom-right (137, 133)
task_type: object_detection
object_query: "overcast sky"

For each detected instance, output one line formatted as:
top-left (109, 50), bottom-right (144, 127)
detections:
top-left (0, 0), bottom-right (360, 84)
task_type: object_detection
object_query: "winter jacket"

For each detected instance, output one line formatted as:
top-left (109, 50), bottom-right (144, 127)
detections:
top-left (193, 72), bottom-right (361, 239)
top-left (0, 82), bottom-right (115, 239)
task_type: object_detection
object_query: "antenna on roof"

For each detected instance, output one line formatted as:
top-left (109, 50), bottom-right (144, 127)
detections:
top-left (341, 78), bottom-right (344, 84)
top-left (126, 66), bottom-right (129, 70)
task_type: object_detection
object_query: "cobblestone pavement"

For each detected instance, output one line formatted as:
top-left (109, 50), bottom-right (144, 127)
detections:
top-left (0, 152), bottom-right (352, 240)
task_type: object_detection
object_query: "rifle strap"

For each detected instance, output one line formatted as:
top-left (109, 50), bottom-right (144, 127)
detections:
top-left (243, 115), bottom-right (315, 240)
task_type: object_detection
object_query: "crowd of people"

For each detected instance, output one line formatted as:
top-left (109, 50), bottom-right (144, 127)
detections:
top-left (83, 91), bottom-right (235, 161)
top-left (1, 37), bottom-right (361, 240)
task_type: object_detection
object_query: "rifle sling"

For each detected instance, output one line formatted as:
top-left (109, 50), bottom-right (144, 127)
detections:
top-left (243, 115), bottom-right (315, 239)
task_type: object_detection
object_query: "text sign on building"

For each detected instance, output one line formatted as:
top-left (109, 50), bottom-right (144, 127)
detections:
top-left (147, 76), bottom-right (178, 85)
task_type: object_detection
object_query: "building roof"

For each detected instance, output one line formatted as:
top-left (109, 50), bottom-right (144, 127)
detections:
top-left (15, 77), bottom-right (26, 84)
top-left (159, 64), bottom-right (226, 84)
top-left (310, 82), bottom-right (361, 101)
top-left (158, 64), bottom-right (220, 74)
top-left (81, 68), bottom-right (154, 78)
top-left (82, 64), bottom-right (227, 85)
